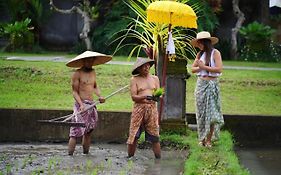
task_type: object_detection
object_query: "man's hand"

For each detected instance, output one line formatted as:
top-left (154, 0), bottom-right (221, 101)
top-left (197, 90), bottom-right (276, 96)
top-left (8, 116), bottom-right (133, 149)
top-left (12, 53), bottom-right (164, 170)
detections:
top-left (79, 104), bottom-right (85, 112)
top-left (99, 96), bottom-right (105, 103)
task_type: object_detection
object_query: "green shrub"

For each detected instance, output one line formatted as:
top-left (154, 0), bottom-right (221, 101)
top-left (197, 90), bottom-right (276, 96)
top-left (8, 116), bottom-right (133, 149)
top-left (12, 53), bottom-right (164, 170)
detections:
top-left (239, 21), bottom-right (279, 62)
top-left (2, 18), bottom-right (34, 51)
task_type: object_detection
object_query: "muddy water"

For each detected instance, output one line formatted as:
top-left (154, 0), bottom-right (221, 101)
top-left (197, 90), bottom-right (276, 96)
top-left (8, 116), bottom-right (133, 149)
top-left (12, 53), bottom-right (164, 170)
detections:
top-left (236, 147), bottom-right (281, 175)
top-left (0, 143), bottom-right (187, 175)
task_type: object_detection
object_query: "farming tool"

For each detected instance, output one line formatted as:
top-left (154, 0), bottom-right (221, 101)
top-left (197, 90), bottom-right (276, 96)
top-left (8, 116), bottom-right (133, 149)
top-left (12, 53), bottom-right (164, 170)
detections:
top-left (38, 85), bottom-right (129, 127)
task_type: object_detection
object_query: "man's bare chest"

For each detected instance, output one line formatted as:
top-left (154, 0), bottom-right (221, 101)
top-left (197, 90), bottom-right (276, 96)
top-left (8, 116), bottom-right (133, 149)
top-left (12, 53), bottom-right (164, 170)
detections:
top-left (136, 77), bottom-right (156, 92)
top-left (80, 72), bottom-right (96, 85)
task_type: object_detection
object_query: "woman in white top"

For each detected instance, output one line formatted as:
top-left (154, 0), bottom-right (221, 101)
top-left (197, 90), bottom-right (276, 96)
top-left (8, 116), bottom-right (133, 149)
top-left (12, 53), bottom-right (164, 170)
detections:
top-left (191, 31), bottom-right (224, 147)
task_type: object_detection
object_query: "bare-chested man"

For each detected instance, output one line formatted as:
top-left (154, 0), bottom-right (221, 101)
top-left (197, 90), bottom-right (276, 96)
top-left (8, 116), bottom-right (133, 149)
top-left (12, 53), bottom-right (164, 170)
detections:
top-left (66, 51), bottom-right (112, 155)
top-left (127, 57), bottom-right (161, 159)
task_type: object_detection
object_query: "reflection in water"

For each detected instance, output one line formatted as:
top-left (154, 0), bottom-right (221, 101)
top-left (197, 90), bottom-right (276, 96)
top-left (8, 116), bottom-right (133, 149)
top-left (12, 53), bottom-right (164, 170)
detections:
top-left (147, 159), bottom-right (161, 175)
top-left (236, 147), bottom-right (281, 175)
top-left (142, 148), bottom-right (187, 175)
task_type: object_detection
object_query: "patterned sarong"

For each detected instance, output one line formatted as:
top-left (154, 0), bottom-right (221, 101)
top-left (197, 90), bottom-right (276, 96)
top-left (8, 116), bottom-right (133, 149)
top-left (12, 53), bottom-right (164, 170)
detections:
top-left (195, 78), bottom-right (224, 141)
top-left (127, 103), bottom-right (159, 144)
top-left (69, 100), bottom-right (98, 138)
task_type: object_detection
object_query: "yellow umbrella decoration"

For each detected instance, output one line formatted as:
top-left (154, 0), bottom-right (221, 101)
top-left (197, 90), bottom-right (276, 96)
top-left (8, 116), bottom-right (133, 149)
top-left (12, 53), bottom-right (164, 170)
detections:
top-left (147, 0), bottom-right (197, 119)
top-left (147, 1), bottom-right (197, 28)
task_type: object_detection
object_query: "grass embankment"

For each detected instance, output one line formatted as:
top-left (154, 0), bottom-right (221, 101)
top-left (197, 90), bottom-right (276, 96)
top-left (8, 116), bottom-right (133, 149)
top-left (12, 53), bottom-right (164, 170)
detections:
top-left (183, 131), bottom-right (249, 175)
top-left (0, 59), bottom-right (280, 115)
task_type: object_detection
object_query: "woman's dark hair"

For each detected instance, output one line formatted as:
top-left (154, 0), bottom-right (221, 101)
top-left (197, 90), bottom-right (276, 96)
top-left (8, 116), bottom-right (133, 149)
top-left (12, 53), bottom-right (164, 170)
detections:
top-left (199, 39), bottom-right (213, 66)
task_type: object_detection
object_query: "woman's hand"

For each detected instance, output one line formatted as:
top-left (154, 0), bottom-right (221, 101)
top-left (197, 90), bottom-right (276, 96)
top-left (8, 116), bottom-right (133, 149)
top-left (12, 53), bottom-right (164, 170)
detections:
top-left (197, 60), bottom-right (206, 69)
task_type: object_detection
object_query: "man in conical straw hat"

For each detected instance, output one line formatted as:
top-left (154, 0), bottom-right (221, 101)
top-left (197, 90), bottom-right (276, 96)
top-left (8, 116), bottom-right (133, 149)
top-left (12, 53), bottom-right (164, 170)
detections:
top-left (66, 51), bottom-right (112, 155)
top-left (127, 57), bottom-right (161, 159)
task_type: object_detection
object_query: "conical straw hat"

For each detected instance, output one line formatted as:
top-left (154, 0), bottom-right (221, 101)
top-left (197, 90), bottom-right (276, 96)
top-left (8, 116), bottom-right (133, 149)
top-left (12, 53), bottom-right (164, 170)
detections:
top-left (132, 57), bottom-right (154, 75)
top-left (66, 51), bottom-right (112, 68)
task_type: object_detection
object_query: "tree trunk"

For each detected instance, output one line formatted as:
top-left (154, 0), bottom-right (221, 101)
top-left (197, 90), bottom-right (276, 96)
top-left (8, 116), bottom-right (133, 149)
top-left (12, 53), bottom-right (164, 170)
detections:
top-left (76, 5), bottom-right (92, 51)
top-left (231, 0), bottom-right (245, 59)
top-left (49, 0), bottom-right (93, 50)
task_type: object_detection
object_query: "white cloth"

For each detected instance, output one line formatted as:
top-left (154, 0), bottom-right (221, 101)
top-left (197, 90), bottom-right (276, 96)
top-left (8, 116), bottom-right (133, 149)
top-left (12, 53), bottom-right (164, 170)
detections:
top-left (197, 49), bottom-right (222, 77)
top-left (270, 0), bottom-right (281, 8)
top-left (166, 32), bottom-right (175, 55)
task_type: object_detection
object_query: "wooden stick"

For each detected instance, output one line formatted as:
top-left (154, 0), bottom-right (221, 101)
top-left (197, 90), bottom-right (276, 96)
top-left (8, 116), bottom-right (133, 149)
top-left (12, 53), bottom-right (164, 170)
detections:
top-left (49, 113), bottom-right (73, 122)
top-left (38, 120), bottom-right (85, 127)
top-left (62, 84), bottom-right (129, 122)
top-left (38, 85), bottom-right (129, 125)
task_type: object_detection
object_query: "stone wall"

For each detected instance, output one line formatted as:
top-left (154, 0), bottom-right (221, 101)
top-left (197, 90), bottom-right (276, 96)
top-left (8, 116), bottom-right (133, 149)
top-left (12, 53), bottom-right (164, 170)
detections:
top-left (1, 108), bottom-right (281, 147)
top-left (0, 108), bottom-right (130, 143)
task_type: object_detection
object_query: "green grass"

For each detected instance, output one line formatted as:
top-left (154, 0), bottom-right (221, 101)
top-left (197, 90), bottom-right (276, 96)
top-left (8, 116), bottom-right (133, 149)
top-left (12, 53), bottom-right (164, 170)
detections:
top-left (0, 59), bottom-right (132, 110)
top-left (184, 131), bottom-right (249, 175)
top-left (186, 68), bottom-right (281, 115)
top-left (0, 59), bottom-right (281, 115)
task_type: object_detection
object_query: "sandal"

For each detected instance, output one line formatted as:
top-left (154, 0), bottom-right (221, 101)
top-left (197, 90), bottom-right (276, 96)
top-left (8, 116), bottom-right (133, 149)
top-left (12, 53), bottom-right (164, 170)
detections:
top-left (198, 141), bottom-right (205, 147)
top-left (205, 142), bottom-right (212, 148)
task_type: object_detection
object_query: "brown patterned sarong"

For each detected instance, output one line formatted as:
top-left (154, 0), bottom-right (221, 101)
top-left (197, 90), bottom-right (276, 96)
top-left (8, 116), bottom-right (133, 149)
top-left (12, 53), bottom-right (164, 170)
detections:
top-left (127, 103), bottom-right (159, 144)
top-left (69, 100), bottom-right (98, 138)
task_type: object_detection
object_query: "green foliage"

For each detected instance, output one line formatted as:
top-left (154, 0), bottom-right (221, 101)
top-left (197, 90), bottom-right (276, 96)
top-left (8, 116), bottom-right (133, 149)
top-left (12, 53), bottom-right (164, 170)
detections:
top-left (184, 131), bottom-right (249, 175)
top-left (81, 0), bottom-right (100, 20)
top-left (2, 18), bottom-right (34, 51)
top-left (153, 87), bottom-right (164, 97)
top-left (75, 0), bottom-right (219, 58)
top-left (112, 0), bottom-right (197, 62)
top-left (239, 21), bottom-right (275, 47)
top-left (89, 4), bottom-right (100, 20)
top-left (2, 0), bottom-right (51, 51)
top-left (239, 21), bottom-right (279, 62)
top-left (5, 0), bottom-right (25, 22)
top-left (189, 0), bottom-right (219, 32)
top-left (5, 0), bottom-right (48, 27)
top-left (92, 1), bottom-right (135, 55)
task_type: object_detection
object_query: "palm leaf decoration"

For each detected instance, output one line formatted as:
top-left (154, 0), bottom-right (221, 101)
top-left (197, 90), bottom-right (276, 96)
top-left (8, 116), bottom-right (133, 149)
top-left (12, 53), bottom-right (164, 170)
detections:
top-left (111, 0), bottom-right (198, 67)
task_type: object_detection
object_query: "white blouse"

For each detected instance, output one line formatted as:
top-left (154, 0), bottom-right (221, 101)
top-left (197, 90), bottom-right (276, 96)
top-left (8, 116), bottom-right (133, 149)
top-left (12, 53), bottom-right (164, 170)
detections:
top-left (197, 49), bottom-right (222, 77)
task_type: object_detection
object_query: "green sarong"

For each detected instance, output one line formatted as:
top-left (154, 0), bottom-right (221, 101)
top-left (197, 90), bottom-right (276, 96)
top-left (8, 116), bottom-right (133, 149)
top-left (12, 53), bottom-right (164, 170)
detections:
top-left (195, 78), bottom-right (224, 141)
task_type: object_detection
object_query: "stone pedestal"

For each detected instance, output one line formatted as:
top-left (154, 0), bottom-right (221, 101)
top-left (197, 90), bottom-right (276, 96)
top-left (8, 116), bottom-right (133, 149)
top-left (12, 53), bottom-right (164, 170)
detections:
top-left (160, 58), bottom-right (190, 134)
top-left (162, 58), bottom-right (190, 120)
